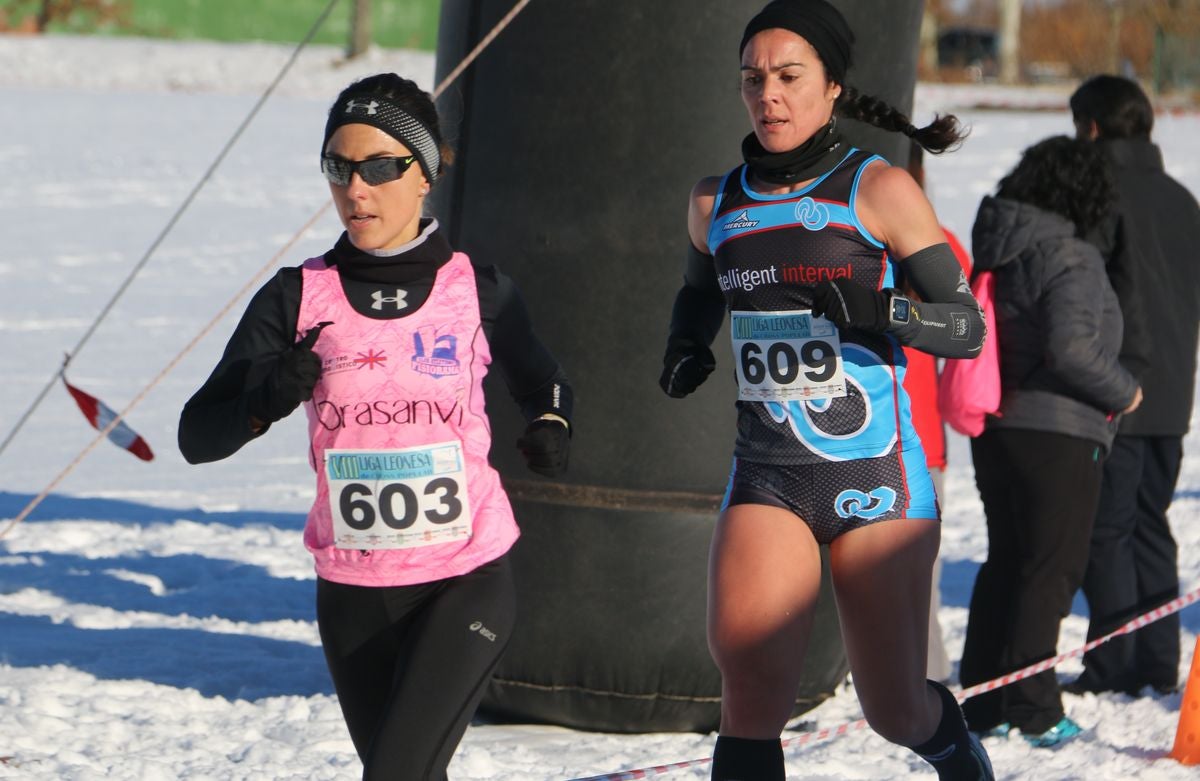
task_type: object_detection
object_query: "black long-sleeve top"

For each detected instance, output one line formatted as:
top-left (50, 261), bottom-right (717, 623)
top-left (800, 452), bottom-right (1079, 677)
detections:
top-left (179, 219), bottom-right (572, 464)
top-left (1088, 139), bottom-right (1200, 436)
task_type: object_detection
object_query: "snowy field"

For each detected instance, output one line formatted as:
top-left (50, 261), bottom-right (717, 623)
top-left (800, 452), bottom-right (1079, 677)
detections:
top-left (2, 33), bottom-right (1200, 780)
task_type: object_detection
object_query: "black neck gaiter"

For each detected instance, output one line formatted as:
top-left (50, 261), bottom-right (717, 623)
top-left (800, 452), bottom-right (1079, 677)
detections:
top-left (741, 118), bottom-right (846, 186)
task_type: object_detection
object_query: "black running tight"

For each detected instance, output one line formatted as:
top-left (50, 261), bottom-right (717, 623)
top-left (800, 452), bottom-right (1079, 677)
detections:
top-left (316, 555), bottom-right (516, 781)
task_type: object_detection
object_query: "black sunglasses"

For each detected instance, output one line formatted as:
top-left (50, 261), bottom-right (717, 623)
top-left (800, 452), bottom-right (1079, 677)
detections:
top-left (321, 155), bottom-right (417, 186)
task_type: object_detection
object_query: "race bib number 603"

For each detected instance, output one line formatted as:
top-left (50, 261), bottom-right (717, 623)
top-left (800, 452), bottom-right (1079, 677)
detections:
top-left (731, 309), bottom-right (847, 401)
top-left (325, 442), bottom-right (472, 550)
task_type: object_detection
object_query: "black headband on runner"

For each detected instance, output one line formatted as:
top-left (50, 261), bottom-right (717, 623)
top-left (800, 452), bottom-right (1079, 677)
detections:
top-left (739, 0), bottom-right (855, 85)
top-left (322, 95), bottom-right (441, 182)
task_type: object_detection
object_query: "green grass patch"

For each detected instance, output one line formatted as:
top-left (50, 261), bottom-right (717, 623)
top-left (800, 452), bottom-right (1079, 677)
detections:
top-left (3, 0), bottom-right (441, 51)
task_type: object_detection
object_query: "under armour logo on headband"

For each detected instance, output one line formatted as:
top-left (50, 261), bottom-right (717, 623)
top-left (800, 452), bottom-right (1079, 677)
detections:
top-left (324, 95), bottom-right (441, 182)
top-left (345, 99), bottom-right (379, 116)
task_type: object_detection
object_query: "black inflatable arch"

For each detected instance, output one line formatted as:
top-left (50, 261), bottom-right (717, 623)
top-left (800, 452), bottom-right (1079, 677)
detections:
top-left (433, 0), bottom-right (926, 733)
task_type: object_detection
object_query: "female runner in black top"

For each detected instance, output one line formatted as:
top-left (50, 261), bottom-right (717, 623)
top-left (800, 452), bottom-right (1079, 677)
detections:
top-left (661, 2), bottom-right (992, 779)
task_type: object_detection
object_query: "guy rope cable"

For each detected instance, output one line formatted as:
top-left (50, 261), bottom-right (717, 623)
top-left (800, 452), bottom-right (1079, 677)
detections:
top-left (0, 0), bottom-right (536, 541)
top-left (0, 0), bottom-right (341, 463)
top-left (565, 583), bottom-right (1200, 781)
top-left (0, 205), bottom-right (329, 542)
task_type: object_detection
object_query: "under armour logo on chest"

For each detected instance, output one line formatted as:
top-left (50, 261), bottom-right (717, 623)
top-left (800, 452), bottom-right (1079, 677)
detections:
top-left (371, 289), bottom-right (408, 310)
top-left (345, 99), bottom-right (379, 115)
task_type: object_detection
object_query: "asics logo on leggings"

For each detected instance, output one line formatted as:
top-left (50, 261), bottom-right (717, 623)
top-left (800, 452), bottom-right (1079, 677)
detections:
top-left (469, 620), bottom-right (497, 642)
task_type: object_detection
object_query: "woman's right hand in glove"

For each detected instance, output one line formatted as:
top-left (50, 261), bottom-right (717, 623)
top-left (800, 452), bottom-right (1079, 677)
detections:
top-left (248, 321), bottom-right (332, 430)
top-left (659, 345), bottom-right (716, 398)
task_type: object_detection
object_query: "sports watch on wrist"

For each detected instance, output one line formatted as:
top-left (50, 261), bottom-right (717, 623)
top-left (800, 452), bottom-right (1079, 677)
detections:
top-left (887, 290), bottom-right (912, 328)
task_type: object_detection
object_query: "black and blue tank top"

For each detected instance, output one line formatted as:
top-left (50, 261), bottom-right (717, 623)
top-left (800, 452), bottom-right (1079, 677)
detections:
top-left (705, 148), bottom-right (920, 465)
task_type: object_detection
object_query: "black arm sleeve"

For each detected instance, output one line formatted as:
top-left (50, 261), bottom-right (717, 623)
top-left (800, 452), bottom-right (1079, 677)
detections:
top-left (178, 269), bottom-right (301, 464)
top-left (665, 244), bottom-right (727, 356)
top-left (890, 243), bottom-right (985, 358)
top-left (481, 268), bottom-right (574, 426)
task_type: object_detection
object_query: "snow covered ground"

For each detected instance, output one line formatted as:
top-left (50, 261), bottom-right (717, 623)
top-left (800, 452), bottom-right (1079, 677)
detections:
top-left (2, 32), bottom-right (1199, 780)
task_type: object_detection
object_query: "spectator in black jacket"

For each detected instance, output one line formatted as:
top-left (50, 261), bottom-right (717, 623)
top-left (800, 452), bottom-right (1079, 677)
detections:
top-left (959, 136), bottom-right (1141, 747)
top-left (1067, 75), bottom-right (1200, 697)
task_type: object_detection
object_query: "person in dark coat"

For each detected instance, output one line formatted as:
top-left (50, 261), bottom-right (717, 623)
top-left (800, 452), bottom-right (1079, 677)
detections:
top-left (1067, 74), bottom-right (1200, 696)
top-left (959, 136), bottom-right (1142, 747)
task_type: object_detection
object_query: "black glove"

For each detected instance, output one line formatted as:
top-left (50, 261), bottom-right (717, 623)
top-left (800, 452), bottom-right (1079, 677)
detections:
top-left (659, 345), bottom-right (716, 398)
top-left (249, 321), bottom-right (332, 426)
top-left (811, 279), bottom-right (890, 333)
top-left (517, 418), bottom-right (570, 477)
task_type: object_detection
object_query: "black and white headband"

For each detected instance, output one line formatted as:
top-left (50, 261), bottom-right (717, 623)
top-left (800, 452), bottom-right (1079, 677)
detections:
top-left (322, 95), bottom-right (441, 182)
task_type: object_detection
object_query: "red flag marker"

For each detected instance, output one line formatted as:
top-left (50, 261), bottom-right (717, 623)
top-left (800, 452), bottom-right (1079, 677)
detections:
top-left (61, 376), bottom-right (154, 461)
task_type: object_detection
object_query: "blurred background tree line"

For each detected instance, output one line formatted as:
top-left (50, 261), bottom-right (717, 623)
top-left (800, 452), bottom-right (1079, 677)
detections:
top-left (926, 0), bottom-right (1199, 93)
top-left (0, 0), bottom-right (438, 52)
top-left (2, 0), bottom-right (1198, 95)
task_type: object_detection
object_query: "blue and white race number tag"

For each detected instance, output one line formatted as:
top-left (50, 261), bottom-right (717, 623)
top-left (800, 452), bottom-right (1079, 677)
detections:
top-left (731, 309), bottom-right (846, 401)
top-left (326, 441), bottom-right (472, 550)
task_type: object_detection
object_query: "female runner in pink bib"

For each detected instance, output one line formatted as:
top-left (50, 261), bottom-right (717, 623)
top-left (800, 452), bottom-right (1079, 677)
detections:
top-left (180, 73), bottom-right (573, 781)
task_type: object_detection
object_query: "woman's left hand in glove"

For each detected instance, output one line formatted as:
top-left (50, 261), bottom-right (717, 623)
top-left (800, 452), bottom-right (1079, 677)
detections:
top-left (516, 416), bottom-right (570, 477)
top-left (811, 278), bottom-right (891, 333)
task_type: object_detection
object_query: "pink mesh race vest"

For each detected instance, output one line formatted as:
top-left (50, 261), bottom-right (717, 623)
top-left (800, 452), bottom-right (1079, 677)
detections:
top-left (297, 251), bottom-right (518, 587)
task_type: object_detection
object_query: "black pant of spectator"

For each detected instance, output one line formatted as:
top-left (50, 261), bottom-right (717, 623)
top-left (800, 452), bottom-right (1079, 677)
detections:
top-left (960, 428), bottom-right (1103, 734)
top-left (1074, 434), bottom-right (1182, 694)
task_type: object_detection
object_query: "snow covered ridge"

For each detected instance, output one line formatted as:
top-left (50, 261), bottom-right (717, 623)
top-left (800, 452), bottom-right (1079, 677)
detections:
top-left (0, 33), bottom-right (437, 97)
top-left (4, 32), bottom-right (1192, 116)
top-left (0, 31), bottom-right (1067, 114)
top-left (3, 32), bottom-right (1200, 780)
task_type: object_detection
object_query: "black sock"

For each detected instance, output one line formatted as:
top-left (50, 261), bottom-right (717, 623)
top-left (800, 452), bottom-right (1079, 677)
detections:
top-left (711, 736), bottom-right (784, 781)
top-left (911, 680), bottom-right (992, 780)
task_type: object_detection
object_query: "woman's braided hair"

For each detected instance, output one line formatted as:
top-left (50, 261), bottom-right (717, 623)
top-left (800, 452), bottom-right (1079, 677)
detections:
top-left (836, 85), bottom-right (967, 154)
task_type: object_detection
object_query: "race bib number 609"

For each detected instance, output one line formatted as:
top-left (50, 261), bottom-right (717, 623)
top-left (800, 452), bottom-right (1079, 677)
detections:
top-left (326, 442), bottom-right (472, 550)
top-left (731, 309), bottom-right (847, 401)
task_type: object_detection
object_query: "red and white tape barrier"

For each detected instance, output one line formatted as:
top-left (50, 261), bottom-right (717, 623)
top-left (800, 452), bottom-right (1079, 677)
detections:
top-left (567, 584), bottom-right (1200, 781)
